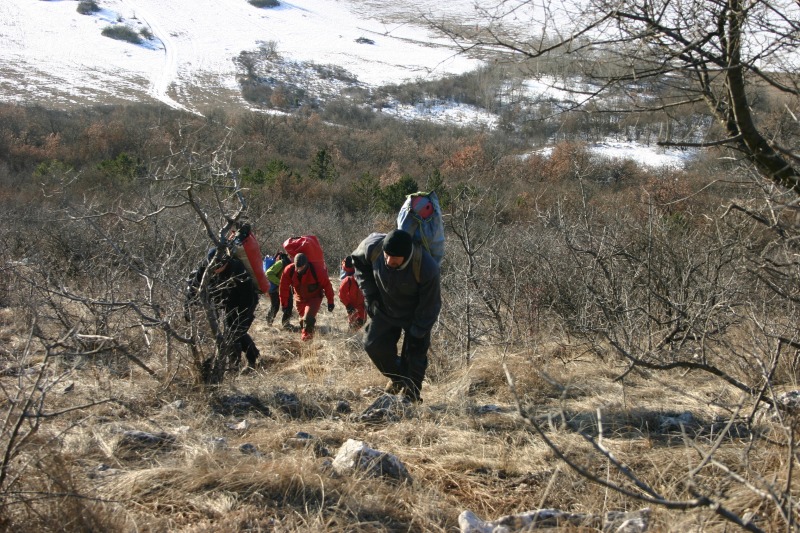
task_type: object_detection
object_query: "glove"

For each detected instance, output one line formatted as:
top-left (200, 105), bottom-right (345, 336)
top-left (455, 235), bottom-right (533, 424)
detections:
top-left (346, 306), bottom-right (355, 314)
top-left (327, 303), bottom-right (335, 312)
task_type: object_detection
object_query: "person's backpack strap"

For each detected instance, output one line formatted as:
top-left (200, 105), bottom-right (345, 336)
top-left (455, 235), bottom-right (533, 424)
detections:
top-left (369, 243), bottom-right (382, 265)
top-left (411, 245), bottom-right (422, 283)
top-left (369, 241), bottom-right (421, 283)
top-left (307, 262), bottom-right (319, 284)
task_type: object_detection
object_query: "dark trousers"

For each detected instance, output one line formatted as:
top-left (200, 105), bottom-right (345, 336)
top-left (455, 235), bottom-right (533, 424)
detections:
top-left (363, 314), bottom-right (429, 397)
top-left (225, 301), bottom-right (259, 366)
top-left (266, 291), bottom-right (280, 323)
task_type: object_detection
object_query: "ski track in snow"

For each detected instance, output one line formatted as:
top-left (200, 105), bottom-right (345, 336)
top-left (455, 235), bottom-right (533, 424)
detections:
top-left (117, 0), bottom-right (188, 113)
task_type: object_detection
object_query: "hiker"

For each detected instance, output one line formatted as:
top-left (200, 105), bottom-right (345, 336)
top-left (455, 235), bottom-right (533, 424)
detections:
top-left (350, 229), bottom-right (441, 402)
top-left (338, 256), bottom-right (366, 331)
top-left (279, 252), bottom-right (335, 341)
top-left (265, 251), bottom-right (292, 327)
top-left (185, 247), bottom-right (260, 370)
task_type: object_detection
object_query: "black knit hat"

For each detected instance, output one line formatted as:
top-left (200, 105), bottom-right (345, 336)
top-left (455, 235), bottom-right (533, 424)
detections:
top-left (383, 229), bottom-right (413, 258)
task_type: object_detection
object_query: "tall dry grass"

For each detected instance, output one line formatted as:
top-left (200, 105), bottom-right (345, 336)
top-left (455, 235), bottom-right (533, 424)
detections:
top-left (0, 103), bottom-right (797, 532)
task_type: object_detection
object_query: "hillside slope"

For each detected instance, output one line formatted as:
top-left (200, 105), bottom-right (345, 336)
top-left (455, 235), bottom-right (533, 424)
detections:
top-left (0, 0), bottom-right (483, 114)
top-left (0, 286), bottom-right (755, 532)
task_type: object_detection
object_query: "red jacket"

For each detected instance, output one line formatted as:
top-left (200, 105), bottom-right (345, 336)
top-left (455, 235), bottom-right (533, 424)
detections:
top-left (279, 262), bottom-right (334, 308)
top-left (338, 274), bottom-right (365, 310)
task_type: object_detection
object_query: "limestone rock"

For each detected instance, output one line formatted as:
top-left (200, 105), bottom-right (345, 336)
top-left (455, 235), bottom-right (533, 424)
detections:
top-left (331, 438), bottom-right (411, 482)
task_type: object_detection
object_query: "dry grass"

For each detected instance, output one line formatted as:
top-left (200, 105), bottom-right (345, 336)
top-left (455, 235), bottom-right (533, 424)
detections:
top-left (0, 304), bottom-right (794, 532)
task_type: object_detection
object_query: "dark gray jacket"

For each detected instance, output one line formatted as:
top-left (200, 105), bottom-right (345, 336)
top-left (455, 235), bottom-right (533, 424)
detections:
top-left (351, 232), bottom-right (441, 338)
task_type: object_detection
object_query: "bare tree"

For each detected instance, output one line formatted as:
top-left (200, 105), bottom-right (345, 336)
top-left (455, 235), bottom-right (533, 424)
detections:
top-left (430, 0), bottom-right (800, 194)
top-left (6, 125), bottom-right (264, 387)
top-left (426, 2), bottom-right (800, 528)
top-left (444, 185), bottom-right (505, 360)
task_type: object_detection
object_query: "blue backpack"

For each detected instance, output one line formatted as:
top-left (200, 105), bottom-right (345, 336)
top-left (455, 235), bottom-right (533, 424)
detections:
top-left (397, 191), bottom-right (444, 266)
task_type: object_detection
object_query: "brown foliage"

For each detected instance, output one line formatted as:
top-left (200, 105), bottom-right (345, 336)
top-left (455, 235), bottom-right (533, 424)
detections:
top-left (441, 142), bottom-right (489, 174)
top-left (544, 141), bottom-right (592, 183)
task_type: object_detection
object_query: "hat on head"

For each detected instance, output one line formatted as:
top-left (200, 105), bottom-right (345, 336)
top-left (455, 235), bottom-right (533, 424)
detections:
top-left (342, 256), bottom-right (355, 274)
top-left (207, 247), bottom-right (229, 271)
top-left (294, 253), bottom-right (308, 268)
top-left (383, 229), bottom-right (413, 258)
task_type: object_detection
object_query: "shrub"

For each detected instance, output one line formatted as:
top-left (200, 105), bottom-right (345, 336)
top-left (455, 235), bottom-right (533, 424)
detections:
top-left (379, 175), bottom-right (418, 213)
top-left (240, 159), bottom-right (294, 186)
top-left (308, 147), bottom-right (338, 181)
top-left (101, 25), bottom-right (142, 44)
top-left (76, 0), bottom-right (99, 15)
top-left (248, 0), bottom-right (279, 7)
top-left (97, 152), bottom-right (145, 183)
top-left (240, 81), bottom-right (273, 105)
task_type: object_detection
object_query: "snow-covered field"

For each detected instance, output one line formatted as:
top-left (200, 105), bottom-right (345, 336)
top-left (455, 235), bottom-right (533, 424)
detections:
top-left (0, 0), bottom-right (696, 167)
top-left (0, 0), bottom-right (483, 112)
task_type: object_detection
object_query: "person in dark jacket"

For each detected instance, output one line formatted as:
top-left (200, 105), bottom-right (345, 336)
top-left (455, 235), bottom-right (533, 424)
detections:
top-left (350, 229), bottom-right (441, 402)
top-left (186, 247), bottom-right (260, 370)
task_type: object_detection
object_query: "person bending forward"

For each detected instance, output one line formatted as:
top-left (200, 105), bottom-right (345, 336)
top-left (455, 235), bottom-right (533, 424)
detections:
top-left (350, 229), bottom-right (441, 402)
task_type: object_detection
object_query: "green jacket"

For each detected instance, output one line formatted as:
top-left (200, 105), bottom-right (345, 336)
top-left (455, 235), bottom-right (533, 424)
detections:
top-left (266, 256), bottom-right (288, 288)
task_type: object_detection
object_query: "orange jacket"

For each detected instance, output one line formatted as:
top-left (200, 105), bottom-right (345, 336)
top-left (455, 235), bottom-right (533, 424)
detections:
top-left (279, 262), bottom-right (334, 308)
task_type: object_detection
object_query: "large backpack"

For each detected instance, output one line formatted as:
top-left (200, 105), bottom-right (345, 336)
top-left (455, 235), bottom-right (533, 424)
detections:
top-left (282, 235), bottom-right (330, 279)
top-left (397, 191), bottom-right (444, 266)
top-left (228, 223), bottom-right (270, 294)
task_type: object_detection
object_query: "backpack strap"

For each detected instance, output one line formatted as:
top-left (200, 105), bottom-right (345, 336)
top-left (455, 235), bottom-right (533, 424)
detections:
top-left (309, 262), bottom-right (318, 282)
top-left (369, 243), bottom-right (382, 264)
top-left (411, 245), bottom-right (421, 283)
top-left (369, 242), bottom-right (421, 283)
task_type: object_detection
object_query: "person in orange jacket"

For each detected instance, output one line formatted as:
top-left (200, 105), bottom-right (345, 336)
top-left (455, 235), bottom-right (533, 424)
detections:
top-left (279, 253), bottom-right (334, 341)
top-left (338, 256), bottom-right (366, 331)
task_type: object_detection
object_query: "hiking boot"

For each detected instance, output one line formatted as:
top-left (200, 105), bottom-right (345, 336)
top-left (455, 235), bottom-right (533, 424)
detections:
top-left (402, 383), bottom-right (423, 404)
top-left (301, 329), bottom-right (314, 342)
top-left (385, 380), bottom-right (405, 395)
top-left (402, 391), bottom-right (422, 404)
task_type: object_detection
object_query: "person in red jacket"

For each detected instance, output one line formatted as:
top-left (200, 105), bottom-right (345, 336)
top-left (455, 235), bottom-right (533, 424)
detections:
top-left (338, 256), bottom-right (366, 331)
top-left (279, 253), bottom-right (335, 341)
